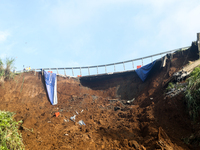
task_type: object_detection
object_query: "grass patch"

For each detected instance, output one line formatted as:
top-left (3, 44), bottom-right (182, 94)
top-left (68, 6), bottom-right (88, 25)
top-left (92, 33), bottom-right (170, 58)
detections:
top-left (0, 110), bottom-right (24, 150)
top-left (185, 67), bottom-right (200, 121)
top-left (166, 82), bottom-right (175, 91)
top-left (0, 57), bottom-right (16, 83)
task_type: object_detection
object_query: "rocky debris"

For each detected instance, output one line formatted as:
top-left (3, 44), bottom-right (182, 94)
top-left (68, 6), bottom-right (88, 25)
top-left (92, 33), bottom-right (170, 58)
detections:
top-left (114, 106), bottom-right (121, 111)
top-left (156, 127), bottom-right (175, 150)
top-left (129, 140), bottom-right (140, 149)
top-left (165, 82), bottom-right (187, 99)
top-left (173, 70), bottom-right (190, 82)
top-left (164, 69), bottom-right (189, 98)
top-left (128, 140), bottom-right (146, 150)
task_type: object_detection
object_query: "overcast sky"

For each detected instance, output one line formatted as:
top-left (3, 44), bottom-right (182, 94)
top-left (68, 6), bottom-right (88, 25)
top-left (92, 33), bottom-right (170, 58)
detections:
top-left (0, 0), bottom-right (200, 75)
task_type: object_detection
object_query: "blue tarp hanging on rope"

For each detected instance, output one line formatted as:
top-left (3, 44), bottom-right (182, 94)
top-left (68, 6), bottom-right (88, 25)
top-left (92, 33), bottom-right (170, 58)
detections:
top-left (44, 70), bottom-right (58, 105)
top-left (135, 60), bottom-right (156, 82)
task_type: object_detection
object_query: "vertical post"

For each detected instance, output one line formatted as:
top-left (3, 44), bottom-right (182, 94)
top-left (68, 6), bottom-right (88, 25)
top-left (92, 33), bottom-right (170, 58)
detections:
top-left (88, 67), bottom-right (90, 75)
top-left (151, 56), bottom-right (153, 62)
top-left (171, 51), bottom-right (173, 59)
top-left (114, 64), bottom-right (116, 72)
top-left (105, 65), bottom-right (107, 73)
top-left (72, 68), bottom-right (74, 76)
top-left (80, 67), bottom-right (82, 76)
top-left (197, 33), bottom-right (200, 59)
top-left (132, 61), bottom-right (134, 69)
top-left (142, 58), bottom-right (143, 66)
top-left (34, 69), bottom-right (36, 75)
top-left (97, 66), bottom-right (98, 75)
top-left (64, 68), bottom-right (66, 76)
top-left (123, 62), bottom-right (125, 70)
top-left (42, 69), bottom-right (43, 75)
top-left (57, 68), bottom-right (58, 74)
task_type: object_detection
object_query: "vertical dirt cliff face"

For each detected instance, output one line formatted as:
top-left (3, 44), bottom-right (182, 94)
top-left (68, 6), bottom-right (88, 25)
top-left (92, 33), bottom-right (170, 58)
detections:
top-left (0, 45), bottom-right (199, 149)
top-left (80, 44), bottom-right (198, 102)
top-left (80, 71), bottom-right (141, 100)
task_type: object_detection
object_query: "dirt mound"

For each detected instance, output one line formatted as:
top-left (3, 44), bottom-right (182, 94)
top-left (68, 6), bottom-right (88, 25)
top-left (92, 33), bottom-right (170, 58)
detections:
top-left (0, 45), bottom-right (200, 149)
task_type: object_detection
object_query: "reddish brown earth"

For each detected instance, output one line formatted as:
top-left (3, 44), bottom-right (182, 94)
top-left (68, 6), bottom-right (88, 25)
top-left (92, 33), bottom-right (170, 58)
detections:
top-left (1, 45), bottom-right (200, 150)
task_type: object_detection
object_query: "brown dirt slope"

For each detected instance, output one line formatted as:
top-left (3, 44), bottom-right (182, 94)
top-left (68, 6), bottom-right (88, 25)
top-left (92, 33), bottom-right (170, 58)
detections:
top-left (0, 45), bottom-right (200, 150)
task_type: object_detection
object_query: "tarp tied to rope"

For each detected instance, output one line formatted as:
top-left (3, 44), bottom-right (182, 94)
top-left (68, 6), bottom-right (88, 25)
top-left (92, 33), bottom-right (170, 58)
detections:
top-left (44, 70), bottom-right (58, 105)
top-left (135, 60), bottom-right (156, 82)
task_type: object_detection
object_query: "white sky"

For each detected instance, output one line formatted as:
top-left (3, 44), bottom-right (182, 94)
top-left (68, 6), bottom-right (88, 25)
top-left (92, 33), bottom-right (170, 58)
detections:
top-left (0, 0), bottom-right (200, 75)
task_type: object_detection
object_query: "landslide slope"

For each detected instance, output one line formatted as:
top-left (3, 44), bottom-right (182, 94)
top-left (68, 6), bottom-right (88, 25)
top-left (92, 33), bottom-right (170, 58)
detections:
top-left (0, 45), bottom-right (200, 150)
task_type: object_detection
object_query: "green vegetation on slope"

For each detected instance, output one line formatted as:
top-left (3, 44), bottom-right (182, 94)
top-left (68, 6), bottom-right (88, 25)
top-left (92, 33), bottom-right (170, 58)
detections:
top-left (0, 58), bottom-right (16, 83)
top-left (0, 57), bottom-right (24, 149)
top-left (185, 67), bottom-right (200, 121)
top-left (0, 110), bottom-right (24, 150)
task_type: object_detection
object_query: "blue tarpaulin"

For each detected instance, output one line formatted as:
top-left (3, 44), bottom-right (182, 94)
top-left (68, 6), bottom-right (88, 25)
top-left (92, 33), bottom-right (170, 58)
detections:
top-left (44, 71), bottom-right (58, 105)
top-left (135, 60), bottom-right (156, 82)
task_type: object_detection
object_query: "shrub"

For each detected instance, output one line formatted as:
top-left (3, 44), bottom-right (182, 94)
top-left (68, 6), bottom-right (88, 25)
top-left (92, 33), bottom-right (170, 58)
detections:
top-left (0, 57), bottom-right (16, 82)
top-left (0, 110), bottom-right (24, 150)
top-left (185, 67), bottom-right (200, 120)
top-left (4, 58), bottom-right (15, 80)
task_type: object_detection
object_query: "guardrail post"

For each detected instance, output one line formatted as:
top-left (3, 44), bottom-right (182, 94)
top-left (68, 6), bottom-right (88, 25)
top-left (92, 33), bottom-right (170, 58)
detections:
top-left (34, 69), bottom-right (36, 75)
top-left (42, 69), bottom-right (43, 75)
top-left (105, 65), bottom-right (107, 73)
top-left (57, 68), bottom-right (58, 74)
top-left (88, 67), bottom-right (90, 75)
top-left (151, 56), bottom-right (153, 62)
top-left (80, 67), bottom-right (82, 76)
top-left (142, 58), bottom-right (143, 66)
top-left (64, 68), bottom-right (66, 76)
top-left (132, 61), bottom-right (134, 69)
top-left (171, 51), bottom-right (173, 59)
top-left (123, 62), bottom-right (125, 70)
top-left (72, 68), bottom-right (74, 76)
top-left (114, 64), bottom-right (116, 72)
top-left (97, 66), bottom-right (98, 74)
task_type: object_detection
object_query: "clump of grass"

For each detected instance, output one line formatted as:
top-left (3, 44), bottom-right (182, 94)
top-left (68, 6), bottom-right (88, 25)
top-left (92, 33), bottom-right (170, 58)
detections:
top-left (0, 110), bottom-right (24, 150)
top-left (166, 82), bottom-right (175, 91)
top-left (4, 58), bottom-right (15, 80)
top-left (185, 67), bottom-right (200, 121)
top-left (0, 57), bottom-right (16, 83)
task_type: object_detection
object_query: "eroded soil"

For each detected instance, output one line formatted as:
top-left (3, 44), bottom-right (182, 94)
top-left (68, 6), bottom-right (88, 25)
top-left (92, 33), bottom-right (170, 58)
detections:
top-left (0, 48), bottom-right (200, 150)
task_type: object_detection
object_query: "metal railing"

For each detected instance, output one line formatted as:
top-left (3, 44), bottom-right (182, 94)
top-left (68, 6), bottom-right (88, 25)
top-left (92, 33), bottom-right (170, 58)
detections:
top-left (17, 46), bottom-right (190, 76)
